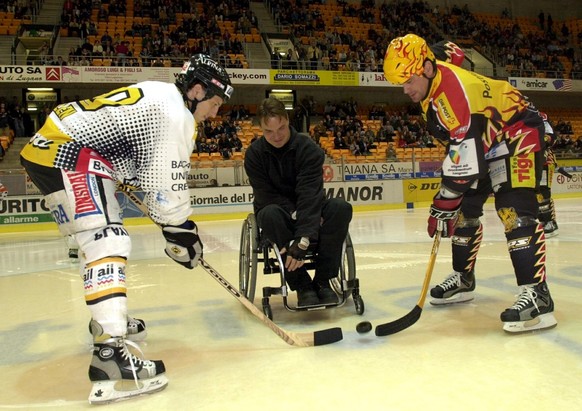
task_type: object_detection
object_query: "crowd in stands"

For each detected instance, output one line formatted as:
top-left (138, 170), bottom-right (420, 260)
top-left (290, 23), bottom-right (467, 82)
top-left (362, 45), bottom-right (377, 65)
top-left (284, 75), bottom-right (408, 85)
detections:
top-left (1, 0), bottom-right (581, 77)
top-left (0, 97), bottom-right (34, 139)
top-left (55, 0), bottom-right (255, 68)
top-left (432, 4), bottom-right (579, 79)
top-left (5, 0), bottom-right (576, 79)
top-left (194, 116), bottom-right (245, 160)
top-left (318, 100), bottom-right (437, 156)
top-left (1, 0), bottom-right (32, 18)
top-left (267, 0), bottom-right (581, 78)
top-left (268, 0), bottom-right (439, 72)
top-left (189, 97), bottom-right (446, 162)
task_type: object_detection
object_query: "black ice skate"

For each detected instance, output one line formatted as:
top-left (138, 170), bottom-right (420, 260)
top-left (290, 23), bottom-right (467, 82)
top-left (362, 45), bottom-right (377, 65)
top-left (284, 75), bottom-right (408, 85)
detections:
top-left (500, 281), bottom-right (557, 333)
top-left (88, 337), bottom-right (168, 404)
top-left (430, 270), bottom-right (475, 305)
top-left (543, 220), bottom-right (559, 238)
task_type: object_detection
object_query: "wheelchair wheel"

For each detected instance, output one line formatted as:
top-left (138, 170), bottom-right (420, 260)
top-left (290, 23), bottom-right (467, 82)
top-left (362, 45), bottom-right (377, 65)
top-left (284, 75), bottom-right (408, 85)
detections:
top-left (239, 213), bottom-right (259, 302)
top-left (353, 293), bottom-right (365, 315)
top-left (331, 233), bottom-right (356, 293)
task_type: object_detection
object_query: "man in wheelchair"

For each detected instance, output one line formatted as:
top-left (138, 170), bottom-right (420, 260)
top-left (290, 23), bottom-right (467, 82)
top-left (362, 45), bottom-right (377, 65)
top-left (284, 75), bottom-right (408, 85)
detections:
top-left (244, 96), bottom-right (353, 307)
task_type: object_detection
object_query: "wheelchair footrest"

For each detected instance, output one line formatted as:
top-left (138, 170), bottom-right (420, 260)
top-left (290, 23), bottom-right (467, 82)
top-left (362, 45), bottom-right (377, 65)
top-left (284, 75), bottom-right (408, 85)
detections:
top-left (263, 285), bottom-right (286, 297)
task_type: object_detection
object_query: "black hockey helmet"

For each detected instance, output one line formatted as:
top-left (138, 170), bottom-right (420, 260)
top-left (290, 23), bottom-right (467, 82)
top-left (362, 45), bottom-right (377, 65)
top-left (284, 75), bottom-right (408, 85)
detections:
top-left (176, 54), bottom-right (234, 110)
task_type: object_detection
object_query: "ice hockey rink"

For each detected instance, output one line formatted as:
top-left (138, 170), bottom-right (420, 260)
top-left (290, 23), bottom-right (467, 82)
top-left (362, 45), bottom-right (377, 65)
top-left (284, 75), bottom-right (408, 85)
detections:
top-left (1, 197), bottom-right (581, 411)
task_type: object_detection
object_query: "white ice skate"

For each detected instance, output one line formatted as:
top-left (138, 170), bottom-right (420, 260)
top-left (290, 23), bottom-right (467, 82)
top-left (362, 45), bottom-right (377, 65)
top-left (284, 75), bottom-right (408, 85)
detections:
top-left (429, 270), bottom-right (475, 306)
top-left (88, 337), bottom-right (168, 404)
top-left (501, 281), bottom-right (557, 333)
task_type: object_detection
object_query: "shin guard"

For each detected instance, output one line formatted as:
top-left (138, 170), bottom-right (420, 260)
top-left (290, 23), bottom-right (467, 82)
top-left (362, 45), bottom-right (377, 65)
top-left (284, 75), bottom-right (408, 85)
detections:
top-left (505, 223), bottom-right (546, 286)
top-left (83, 257), bottom-right (128, 338)
top-left (451, 215), bottom-right (483, 273)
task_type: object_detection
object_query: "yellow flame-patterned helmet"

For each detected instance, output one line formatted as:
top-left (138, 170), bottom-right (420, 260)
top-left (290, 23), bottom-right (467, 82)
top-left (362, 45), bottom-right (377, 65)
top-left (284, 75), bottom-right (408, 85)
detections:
top-left (383, 34), bottom-right (435, 85)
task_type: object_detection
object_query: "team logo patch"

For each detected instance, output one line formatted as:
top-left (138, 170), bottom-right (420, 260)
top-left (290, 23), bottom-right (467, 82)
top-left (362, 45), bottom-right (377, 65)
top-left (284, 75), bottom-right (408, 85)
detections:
top-left (451, 235), bottom-right (470, 246)
top-left (497, 207), bottom-right (518, 232)
top-left (507, 237), bottom-right (531, 251)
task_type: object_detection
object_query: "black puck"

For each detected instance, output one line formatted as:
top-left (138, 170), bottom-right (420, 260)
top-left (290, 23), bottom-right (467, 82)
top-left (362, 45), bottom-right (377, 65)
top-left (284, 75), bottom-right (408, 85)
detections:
top-left (356, 321), bottom-right (372, 334)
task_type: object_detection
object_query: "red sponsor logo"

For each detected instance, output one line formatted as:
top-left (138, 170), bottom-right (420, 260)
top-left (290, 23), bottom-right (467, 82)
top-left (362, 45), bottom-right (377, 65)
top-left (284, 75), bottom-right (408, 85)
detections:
top-left (46, 67), bottom-right (60, 81)
top-left (512, 155), bottom-right (533, 183)
top-left (323, 165), bottom-right (334, 182)
top-left (67, 172), bottom-right (99, 216)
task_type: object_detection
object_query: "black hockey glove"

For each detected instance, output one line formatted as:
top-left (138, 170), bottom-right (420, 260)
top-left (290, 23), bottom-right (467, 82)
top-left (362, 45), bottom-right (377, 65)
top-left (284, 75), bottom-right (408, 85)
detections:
top-left (287, 237), bottom-right (309, 261)
top-left (162, 220), bottom-right (203, 269)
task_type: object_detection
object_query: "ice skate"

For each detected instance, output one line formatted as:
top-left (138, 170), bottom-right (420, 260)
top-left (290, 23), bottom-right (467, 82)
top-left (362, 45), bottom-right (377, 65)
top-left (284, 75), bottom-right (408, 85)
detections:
top-left (89, 317), bottom-right (148, 342)
top-left (68, 247), bottom-right (79, 260)
top-left (501, 281), bottom-right (557, 333)
top-left (88, 337), bottom-right (168, 404)
top-left (430, 270), bottom-right (475, 306)
top-left (543, 220), bottom-right (558, 238)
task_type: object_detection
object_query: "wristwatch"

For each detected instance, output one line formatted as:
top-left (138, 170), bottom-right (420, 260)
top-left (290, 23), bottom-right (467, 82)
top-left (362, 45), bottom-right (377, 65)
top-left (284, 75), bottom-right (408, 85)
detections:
top-left (298, 237), bottom-right (310, 250)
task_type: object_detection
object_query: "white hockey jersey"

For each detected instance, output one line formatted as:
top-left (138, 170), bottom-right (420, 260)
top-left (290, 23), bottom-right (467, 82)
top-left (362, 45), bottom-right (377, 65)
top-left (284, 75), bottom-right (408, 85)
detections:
top-left (21, 81), bottom-right (197, 226)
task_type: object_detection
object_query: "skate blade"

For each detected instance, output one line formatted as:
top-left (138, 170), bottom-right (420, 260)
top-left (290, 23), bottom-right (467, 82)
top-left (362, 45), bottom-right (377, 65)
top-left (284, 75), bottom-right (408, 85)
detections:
top-left (88, 374), bottom-right (168, 405)
top-left (503, 313), bottom-right (558, 334)
top-left (430, 291), bottom-right (474, 306)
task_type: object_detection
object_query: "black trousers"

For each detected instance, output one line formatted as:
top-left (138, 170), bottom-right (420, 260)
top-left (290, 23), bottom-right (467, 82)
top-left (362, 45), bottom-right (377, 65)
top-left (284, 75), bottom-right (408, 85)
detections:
top-left (256, 198), bottom-right (353, 290)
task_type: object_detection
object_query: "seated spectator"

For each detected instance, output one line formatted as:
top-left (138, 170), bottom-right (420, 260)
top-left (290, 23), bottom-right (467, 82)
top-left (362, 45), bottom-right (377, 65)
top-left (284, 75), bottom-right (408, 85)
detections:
top-left (356, 135), bottom-right (371, 155)
top-left (349, 139), bottom-right (361, 156)
top-left (151, 58), bottom-right (164, 67)
top-left (376, 123), bottom-right (395, 142)
top-left (139, 47), bottom-right (152, 66)
top-left (333, 130), bottom-right (348, 149)
top-left (386, 143), bottom-right (398, 162)
top-left (229, 134), bottom-right (243, 152)
top-left (312, 120), bottom-right (328, 145)
top-left (101, 31), bottom-right (113, 47)
top-left (92, 40), bottom-right (103, 57)
top-left (115, 41), bottom-right (130, 66)
top-left (98, 5), bottom-right (109, 21)
top-left (230, 105), bottom-right (249, 121)
top-left (217, 133), bottom-right (233, 159)
top-left (51, 56), bottom-right (67, 66)
top-left (554, 134), bottom-right (574, 152)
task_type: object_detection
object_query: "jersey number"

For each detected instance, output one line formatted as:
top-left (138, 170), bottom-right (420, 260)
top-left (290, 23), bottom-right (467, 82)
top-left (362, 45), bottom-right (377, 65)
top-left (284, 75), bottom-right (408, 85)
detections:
top-left (78, 87), bottom-right (145, 111)
top-left (54, 87), bottom-right (145, 120)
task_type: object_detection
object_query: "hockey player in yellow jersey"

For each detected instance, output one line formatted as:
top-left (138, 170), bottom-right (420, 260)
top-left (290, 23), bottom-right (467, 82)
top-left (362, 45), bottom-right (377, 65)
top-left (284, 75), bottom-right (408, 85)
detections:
top-left (430, 40), bottom-right (560, 238)
top-left (384, 34), bottom-right (556, 333)
top-left (20, 54), bottom-right (233, 404)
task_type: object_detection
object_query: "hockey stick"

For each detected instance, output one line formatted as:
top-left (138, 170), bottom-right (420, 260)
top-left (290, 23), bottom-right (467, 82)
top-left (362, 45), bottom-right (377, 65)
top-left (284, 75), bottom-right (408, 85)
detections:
top-left (557, 167), bottom-right (573, 179)
top-left (117, 184), bottom-right (343, 346)
top-left (375, 231), bottom-right (441, 336)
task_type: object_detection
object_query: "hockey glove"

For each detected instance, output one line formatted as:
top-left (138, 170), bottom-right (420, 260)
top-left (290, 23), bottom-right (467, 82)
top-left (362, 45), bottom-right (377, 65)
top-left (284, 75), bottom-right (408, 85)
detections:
top-left (284, 237), bottom-right (310, 272)
top-left (427, 195), bottom-right (463, 238)
top-left (287, 237), bottom-right (310, 261)
top-left (162, 220), bottom-right (203, 269)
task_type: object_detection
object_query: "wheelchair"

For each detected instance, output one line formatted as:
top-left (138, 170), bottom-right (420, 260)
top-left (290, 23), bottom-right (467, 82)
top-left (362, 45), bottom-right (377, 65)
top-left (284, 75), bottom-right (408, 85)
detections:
top-left (238, 213), bottom-right (364, 320)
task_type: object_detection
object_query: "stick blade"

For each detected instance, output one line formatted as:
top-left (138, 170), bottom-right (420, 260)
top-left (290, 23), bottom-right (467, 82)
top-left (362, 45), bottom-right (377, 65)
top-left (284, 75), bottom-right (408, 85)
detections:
top-left (313, 327), bottom-right (343, 346)
top-left (375, 305), bottom-right (422, 337)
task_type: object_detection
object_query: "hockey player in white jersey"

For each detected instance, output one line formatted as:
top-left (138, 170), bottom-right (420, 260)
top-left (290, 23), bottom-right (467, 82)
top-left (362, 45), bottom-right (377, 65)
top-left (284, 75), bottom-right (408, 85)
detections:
top-left (20, 54), bottom-right (233, 404)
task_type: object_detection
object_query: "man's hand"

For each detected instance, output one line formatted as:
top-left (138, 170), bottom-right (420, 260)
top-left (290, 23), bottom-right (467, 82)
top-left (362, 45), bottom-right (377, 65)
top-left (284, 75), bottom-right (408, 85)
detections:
top-left (427, 195), bottom-right (462, 238)
top-left (284, 237), bottom-right (309, 272)
top-left (162, 220), bottom-right (203, 269)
